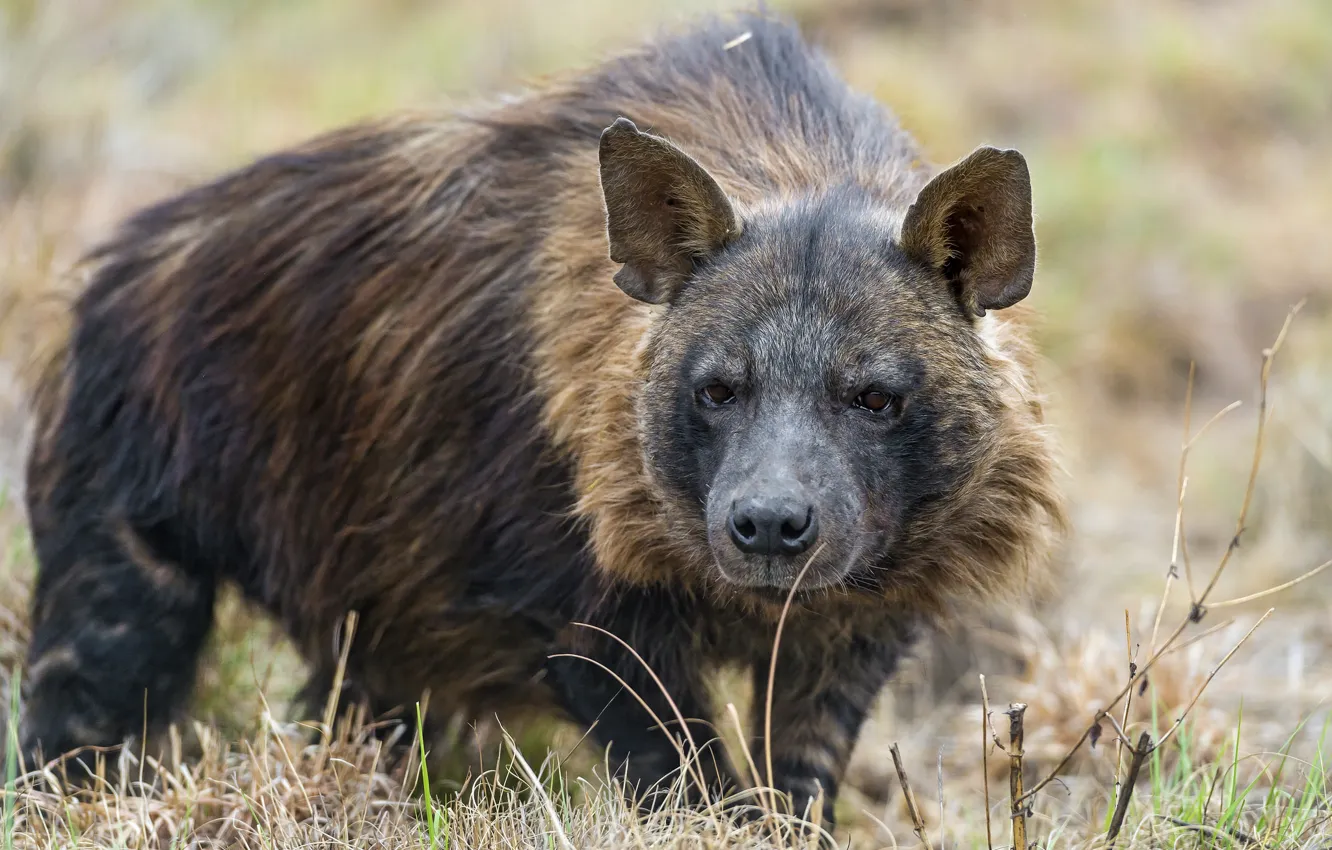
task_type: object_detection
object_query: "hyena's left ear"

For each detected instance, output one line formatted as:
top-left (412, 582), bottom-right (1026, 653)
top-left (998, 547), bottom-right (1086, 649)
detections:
top-left (598, 117), bottom-right (741, 304)
top-left (900, 146), bottom-right (1036, 318)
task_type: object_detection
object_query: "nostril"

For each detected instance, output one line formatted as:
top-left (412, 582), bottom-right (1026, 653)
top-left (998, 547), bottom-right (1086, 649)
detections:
top-left (779, 508), bottom-right (811, 540)
top-left (728, 507), bottom-right (759, 551)
top-left (778, 507), bottom-right (817, 554)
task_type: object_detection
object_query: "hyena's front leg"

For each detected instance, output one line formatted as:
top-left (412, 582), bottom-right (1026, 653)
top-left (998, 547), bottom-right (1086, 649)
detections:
top-left (750, 623), bottom-right (916, 829)
top-left (545, 587), bottom-right (737, 810)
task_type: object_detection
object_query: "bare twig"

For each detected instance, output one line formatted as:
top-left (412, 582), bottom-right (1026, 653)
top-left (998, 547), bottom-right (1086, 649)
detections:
top-left (1208, 559), bottom-right (1332, 609)
top-left (1101, 709), bottom-right (1135, 750)
top-left (979, 674), bottom-right (994, 850)
top-left (1008, 703), bottom-right (1028, 850)
top-left (980, 675), bottom-right (1011, 755)
top-left (1161, 618), bottom-right (1238, 656)
top-left (1170, 361), bottom-right (1197, 614)
top-left (1184, 400), bottom-right (1243, 452)
top-left (1153, 608), bottom-right (1274, 751)
top-left (1151, 391), bottom-right (1241, 648)
top-left (889, 743), bottom-right (935, 850)
top-left (1113, 610), bottom-right (1135, 801)
top-left (1152, 471), bottom-right (1188, 651)
top-left (1106, 732), bottom-right (1152, 845)
top-left (1196, 300), bottom-right (1303, 609)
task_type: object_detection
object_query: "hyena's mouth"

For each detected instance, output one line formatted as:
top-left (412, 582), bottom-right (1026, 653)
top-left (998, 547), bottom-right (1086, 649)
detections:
top-left (710, 545), bottom-right (862, 599)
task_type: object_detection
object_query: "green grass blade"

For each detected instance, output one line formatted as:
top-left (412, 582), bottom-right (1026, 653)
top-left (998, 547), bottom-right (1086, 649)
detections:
top-left (416, 701), bottom-right (441, 850)
top-left (4, 668), bottom-right (20, 850)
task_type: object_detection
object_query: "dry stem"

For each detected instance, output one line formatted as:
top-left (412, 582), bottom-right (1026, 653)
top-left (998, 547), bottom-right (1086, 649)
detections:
top-left (979, 674), bottom-right (994, 850)
top-left (1197, 300), bottom-right (1302, 609)
top-left (889, 743), bottom-right (934, 850)
top-left (1106, 732), bottom-right (1152, 845)
top-left (725, 702), bottom-right (762, 794)
top-left (1154, 608), bottom-right (1274, 751)
top-left (1007, 703), bottom-right (1027, 850)
top-left (313, 610), bottom-right (358, 777)
top-left (1112, 609), bottom-right (1135, 804)
top-left (499, 724), bottom-right (576, 850)
top-left (567, 621), bottom-right (714, 805)
top-left (1209, 558), bottom-right (1332, 609)
top-left (762, 543), bottom-right (823, 817)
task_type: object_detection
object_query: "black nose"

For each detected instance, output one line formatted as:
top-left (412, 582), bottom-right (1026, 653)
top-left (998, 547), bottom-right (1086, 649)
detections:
top-left (728, 497), bottom-right (818, 556)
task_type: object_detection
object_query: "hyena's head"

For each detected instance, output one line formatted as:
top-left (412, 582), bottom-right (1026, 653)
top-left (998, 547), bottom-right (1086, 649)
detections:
top-left (599, 117), bottom-right (1053, 602)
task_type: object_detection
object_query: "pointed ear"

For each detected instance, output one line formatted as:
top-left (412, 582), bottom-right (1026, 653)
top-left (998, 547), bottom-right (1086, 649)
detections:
top-left (900, 146), bottom-right (1036, 318)
top-left (598, 117), bottom-right (741, 304)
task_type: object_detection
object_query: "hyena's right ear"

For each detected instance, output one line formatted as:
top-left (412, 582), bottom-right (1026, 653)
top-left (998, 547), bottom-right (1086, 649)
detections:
top-left (900, 146), bottom-right (1036, 319)
top-left (598, 117), bottom-right (741, 304)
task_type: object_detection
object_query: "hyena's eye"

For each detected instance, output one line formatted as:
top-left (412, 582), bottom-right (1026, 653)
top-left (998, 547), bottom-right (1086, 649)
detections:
top-left (854, 389), bottom-right (900, 414)
top-left (699, 383), bottom-right (736, 407)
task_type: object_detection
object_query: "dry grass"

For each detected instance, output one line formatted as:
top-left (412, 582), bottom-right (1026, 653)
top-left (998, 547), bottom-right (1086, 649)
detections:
top-left (4, 0), bottom-right (1332, 847)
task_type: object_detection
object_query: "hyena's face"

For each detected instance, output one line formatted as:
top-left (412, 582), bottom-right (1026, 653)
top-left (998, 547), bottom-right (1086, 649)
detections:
top-left (598, 118), bottom-right (1036, 595)
top-left (639, 196), bottom-right (992, 593)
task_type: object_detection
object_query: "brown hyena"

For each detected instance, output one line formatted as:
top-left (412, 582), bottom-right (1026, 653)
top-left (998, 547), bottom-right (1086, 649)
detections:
top-left (16, 10), bottom-right (1065, 827)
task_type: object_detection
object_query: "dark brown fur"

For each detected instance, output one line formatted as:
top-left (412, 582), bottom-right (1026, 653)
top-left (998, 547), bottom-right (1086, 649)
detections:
top-left (16, 10), bottom-right (1065, 829)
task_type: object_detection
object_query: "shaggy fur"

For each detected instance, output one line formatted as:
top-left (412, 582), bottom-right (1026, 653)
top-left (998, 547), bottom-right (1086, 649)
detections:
top-left (16, 9), bottom-right (1065, 829)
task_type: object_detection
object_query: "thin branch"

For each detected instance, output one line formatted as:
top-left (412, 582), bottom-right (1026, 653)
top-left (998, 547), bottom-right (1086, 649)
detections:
top-left (1008, 703), bottom-right (1028, 850)
top-left (1184, 400), bottom-right (1243, 452)
top-left (979, 675), bottom-right (994, 850)
top-left (1196, 300), bottom-right (1303, 608)
top-left (890, 743), bottom-right (935, 850)
top-left (1113, 610), bottom-right (1135, 800)
top-left (1151, 475), bottom-right (1187, 653)
top-left (979, 675), bottom-right (1012, 755)
top-left (1175, 361), bottom-right (1198, 604)
top-left (1106, 732), bottom-right (1153, 845)
top-left (1208, 559), bottom-right (1332, 609)
top-left (1152, 608), bottom-right (1274, 752)
top-left (1101, 711), bottom-right (1135, 750)
top-left (1161, 618), bottom-right (1237, 656)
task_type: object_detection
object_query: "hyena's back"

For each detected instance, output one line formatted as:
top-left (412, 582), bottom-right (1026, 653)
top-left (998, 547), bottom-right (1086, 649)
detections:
top-left (18, 113), bottom-right (606, 763)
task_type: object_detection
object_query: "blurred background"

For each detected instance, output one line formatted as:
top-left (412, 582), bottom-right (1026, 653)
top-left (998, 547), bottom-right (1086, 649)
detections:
top-left (1, 0), bottom-right (1330, 843)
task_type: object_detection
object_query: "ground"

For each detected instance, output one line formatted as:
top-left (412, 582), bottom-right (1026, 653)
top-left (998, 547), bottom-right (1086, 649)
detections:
top-left (1, 0), bottom-right (1331, 847)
